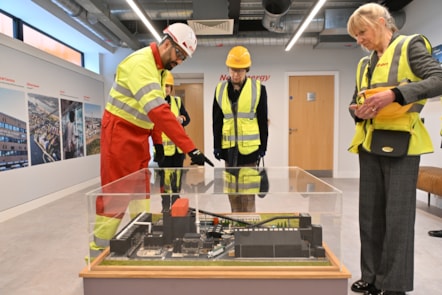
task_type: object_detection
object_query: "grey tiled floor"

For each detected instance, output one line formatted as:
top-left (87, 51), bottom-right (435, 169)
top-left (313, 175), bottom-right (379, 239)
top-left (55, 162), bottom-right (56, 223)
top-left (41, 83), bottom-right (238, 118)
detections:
top-left (0, 178), bottom-right (441, 295)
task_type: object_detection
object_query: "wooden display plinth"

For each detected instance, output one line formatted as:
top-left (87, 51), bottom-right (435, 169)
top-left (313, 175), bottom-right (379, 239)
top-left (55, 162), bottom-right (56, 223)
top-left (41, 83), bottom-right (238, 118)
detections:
top-left (80, 244), bottom-right (351, 295)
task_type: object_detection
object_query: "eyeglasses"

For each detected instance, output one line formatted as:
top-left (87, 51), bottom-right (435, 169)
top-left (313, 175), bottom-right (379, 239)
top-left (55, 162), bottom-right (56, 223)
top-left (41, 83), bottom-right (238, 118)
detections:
top-left (173, 45), bottom-right (187, 61)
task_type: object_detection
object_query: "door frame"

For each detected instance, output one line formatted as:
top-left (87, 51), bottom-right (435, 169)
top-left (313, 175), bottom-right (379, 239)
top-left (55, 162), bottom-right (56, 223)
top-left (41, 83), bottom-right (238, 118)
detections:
top-left (285, 71), bottom-right (340, 177)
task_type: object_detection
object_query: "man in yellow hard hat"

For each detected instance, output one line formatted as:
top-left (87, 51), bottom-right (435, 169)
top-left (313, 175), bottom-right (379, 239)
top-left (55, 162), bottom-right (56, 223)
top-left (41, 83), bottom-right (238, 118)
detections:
top-left (153, 71), bottom-right (191, 167)
top-left (153, 71), bottom-right (191, 211)
top-left (212, 45), bottom-right (269, 212)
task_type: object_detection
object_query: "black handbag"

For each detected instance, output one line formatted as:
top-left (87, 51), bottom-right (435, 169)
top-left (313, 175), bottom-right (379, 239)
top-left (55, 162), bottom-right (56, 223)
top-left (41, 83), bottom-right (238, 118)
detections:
top-left (370, 129), bottom-right (411, 157)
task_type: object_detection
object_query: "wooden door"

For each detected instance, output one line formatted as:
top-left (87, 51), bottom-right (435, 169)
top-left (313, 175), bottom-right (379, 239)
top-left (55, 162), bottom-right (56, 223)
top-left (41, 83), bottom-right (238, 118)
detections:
top-left (288, 75), bottom-right (334, 177)
top-left (174, 83), bottom-right (204, 166)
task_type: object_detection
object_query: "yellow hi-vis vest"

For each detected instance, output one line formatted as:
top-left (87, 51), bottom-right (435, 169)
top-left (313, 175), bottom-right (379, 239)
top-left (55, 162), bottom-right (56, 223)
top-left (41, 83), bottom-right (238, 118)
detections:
top-left (105, 46), bottom-right (168, 129)
top-left (162, 168), bottom-right (182, 193)
top-left (162, 96), bottom-right (183, 156)
top-left (349, 34), bottom-right (434, 155)
top-left (216, 78), bottom-right (261, 155)
top-left (223, 168), bottom-right (261, 194)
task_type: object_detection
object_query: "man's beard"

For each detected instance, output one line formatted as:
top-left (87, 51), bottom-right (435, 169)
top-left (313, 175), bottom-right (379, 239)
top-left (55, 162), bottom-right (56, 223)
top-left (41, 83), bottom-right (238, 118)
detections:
top-left (164, 60), bottom-right (178, 71)
top-left (164, 62), bottom-right (173, 70)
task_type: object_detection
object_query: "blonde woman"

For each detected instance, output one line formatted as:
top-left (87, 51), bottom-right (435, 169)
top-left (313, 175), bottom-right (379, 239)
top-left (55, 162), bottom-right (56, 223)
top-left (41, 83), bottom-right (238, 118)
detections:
top-left (347, 3), bottom-right (442, 295)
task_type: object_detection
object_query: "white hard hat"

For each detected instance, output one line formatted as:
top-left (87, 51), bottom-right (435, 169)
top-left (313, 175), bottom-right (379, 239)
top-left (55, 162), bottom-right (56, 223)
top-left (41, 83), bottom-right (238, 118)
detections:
top-left (163, 23), bottom-right (197, 58)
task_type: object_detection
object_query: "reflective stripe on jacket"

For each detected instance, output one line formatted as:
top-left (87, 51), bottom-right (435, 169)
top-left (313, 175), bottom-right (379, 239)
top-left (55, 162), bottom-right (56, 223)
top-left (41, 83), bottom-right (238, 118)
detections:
top-left (105, 45), bottom-right (167, 129)
top-left (162, 96), bottom-right (183, 156)
top-left (349, 34), bottom-right (434, 155)
top-left (216, 78), bottom-right (261, 155)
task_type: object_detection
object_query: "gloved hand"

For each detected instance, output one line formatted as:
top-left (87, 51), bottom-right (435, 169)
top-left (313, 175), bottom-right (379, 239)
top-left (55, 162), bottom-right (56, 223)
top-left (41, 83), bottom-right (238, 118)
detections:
top-left (258, 150), bottom-right (266, 158)
top-left (213, 149), bottom-right (222, 161)
top-left (153, 144), bottom-right (165, 164)
top-left (188, 149), bottom-right (214, 167)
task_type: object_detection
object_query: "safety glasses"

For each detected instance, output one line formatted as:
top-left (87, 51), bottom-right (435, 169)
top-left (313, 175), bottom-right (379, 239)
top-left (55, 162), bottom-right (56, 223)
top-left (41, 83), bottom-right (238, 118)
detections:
top-left (173, 44), bottom-right (187, 61)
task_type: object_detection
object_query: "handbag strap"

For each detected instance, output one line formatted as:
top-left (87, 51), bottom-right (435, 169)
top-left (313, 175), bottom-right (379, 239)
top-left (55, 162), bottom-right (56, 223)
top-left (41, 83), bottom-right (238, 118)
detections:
top-left (256, 156), bottom-right (265, 168)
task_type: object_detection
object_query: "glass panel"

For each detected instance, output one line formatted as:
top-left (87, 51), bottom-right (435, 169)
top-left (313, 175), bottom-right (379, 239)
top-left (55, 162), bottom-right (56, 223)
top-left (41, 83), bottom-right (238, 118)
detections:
top-left (23, 24), bottom-right (82, 67)
top-left (86, 167), bottom-right (343, 273)
top-left (0, 12), bottom-right (13, 37)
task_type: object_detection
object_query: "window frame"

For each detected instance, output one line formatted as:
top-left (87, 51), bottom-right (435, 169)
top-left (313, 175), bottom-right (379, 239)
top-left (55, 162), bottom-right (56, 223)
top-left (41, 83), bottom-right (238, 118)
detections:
top-left (0, 9), bottom-right (84, 68)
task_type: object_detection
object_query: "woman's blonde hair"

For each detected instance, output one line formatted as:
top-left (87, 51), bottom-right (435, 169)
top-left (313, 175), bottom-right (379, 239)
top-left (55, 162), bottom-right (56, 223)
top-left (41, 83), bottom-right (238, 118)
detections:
top-left (347, 3), bottom-right (398, 38)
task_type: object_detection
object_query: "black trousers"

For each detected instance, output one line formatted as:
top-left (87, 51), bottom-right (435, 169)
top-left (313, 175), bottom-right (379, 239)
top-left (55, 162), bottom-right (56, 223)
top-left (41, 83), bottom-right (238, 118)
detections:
top-left (358, 148), bottom-right (420, 292)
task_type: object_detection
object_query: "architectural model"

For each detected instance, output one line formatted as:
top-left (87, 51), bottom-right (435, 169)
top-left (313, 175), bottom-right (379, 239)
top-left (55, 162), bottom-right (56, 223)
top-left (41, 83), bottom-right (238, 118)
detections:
top-left (108, 198), bottom-right (325, 260)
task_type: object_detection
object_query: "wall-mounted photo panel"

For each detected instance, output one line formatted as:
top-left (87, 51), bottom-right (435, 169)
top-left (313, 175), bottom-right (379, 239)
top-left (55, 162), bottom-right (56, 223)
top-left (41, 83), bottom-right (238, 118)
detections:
top-left (0, 87), bottom-right (28, 172)
top-left (432, 44), bottom-right (442, 65)
top-left (84, 103), bottom-right (101, 156)
top-left (0, 33), bottom-right (104, 213)
top-left (61, 99), bottom-right (84, 159)
top-left (27, 93), bottom-right (61, 165)
top-left (432, 44), bottom-right (442, 148)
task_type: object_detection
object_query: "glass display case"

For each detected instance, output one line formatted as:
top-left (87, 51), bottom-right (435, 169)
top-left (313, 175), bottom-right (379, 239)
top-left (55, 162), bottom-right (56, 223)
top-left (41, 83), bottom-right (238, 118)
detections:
top-left (81, 167), bottom-right (350, 295)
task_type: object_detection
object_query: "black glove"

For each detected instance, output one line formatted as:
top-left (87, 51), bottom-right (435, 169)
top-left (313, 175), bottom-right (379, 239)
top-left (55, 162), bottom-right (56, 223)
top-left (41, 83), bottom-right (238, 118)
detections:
top-left (188, 149), bottom-right (214, 167)
top-left (153, 144), bottom-right (165, 164)
top-left (213, 149), bottom-right (222, 161)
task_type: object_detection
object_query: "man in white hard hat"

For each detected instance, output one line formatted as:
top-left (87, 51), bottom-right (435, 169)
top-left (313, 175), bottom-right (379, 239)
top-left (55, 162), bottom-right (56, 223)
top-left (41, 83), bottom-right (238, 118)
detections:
top-left (91, 23), bottom-right (213, 256)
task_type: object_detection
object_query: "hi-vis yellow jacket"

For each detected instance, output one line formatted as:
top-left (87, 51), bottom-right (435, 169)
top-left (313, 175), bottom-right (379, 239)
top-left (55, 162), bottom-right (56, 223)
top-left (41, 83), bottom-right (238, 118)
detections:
top-left (349, 34), bottom-right (434, 155)
top-left (216, 78), bottom-right (261, 155)
top-left (162, 168), bottom-right (182, 193)
top-left (162, 96), bottom-right (183, 156)
top-left (105, 46), bottom-right (168, 129)
top-left (223, 168), bottom-right (261, 194)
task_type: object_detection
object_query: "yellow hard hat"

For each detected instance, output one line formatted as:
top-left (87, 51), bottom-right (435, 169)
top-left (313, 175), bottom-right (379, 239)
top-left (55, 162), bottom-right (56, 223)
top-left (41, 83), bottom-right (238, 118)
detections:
top-left (165, 71), bottom-right (174, 86)
top-left (225, 46), bottom-right (251, 69)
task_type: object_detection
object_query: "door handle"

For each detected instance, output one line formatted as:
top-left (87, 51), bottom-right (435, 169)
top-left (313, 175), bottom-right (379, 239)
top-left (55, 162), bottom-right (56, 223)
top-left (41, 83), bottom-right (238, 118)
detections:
top-left (289, 128), bottom-right (298, 135)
